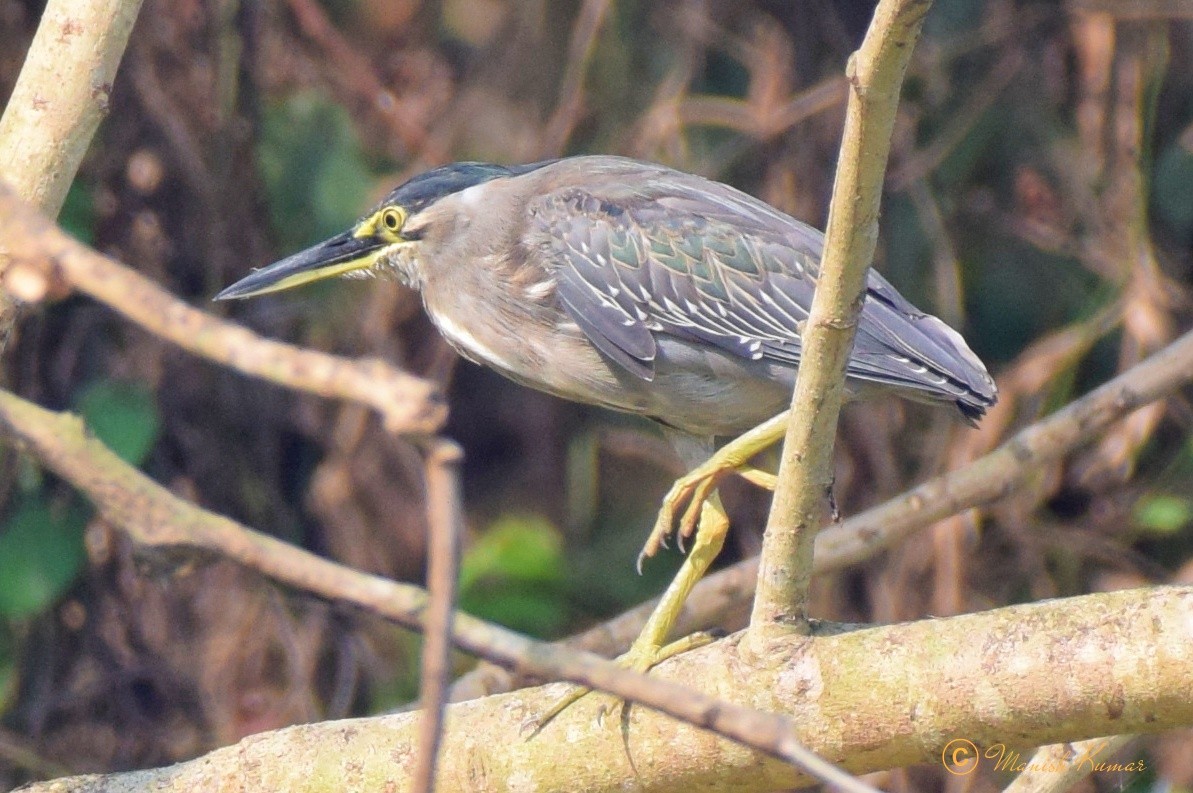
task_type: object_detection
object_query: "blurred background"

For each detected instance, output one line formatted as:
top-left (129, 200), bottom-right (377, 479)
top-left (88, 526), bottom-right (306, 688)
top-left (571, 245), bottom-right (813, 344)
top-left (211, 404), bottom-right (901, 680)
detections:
top-left (1, 0), bottom-right (1192, 789)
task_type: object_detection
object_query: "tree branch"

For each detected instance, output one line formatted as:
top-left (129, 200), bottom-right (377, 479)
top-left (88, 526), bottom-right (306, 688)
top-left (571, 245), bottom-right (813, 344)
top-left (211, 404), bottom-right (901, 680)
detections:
top-left (20, 586), bottom-right (1192, 793)
top-left (412, 440), bottom-right (465, 793)
top-left (0, 183), bottom-right (446, 435)
top-left (750, 0), bottom-right (933, 638)
top-left (0, 0), bottom-right (145, 347)
top-left (0, 0), bottom-right (144, 215)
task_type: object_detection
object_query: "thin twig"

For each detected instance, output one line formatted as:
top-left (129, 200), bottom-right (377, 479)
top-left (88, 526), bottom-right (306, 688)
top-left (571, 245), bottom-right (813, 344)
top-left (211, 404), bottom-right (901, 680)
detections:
top-left (411, 440), bottom-right (465, 793)
top-left (0, 183), bottom-right (446, 435)
top-left (749, 0), bottom-right (934, 642)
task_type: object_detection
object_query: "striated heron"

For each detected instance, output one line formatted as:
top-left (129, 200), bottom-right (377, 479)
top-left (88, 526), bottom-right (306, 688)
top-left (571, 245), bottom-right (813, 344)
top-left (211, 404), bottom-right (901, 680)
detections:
top-left (216, 155), bottom-right (997, 716)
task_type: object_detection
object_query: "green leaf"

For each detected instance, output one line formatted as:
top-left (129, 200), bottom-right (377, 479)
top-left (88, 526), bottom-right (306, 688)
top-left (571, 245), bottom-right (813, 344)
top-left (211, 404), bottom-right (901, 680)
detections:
top-left (458, 515), bottom-right (566, 637)
top-left (74, 380), bottom-right (161, 467)
top-left (0, 497), bottom-right (88, 618)
top-left (459, 515), bottom-right (564, 590)
top-left (1134, 495), bottom-right (1191, 535)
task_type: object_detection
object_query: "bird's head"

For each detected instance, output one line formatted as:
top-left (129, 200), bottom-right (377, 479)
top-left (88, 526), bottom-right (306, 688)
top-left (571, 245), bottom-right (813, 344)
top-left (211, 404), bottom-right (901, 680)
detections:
top-left (214, 161), bottom-right (545, 301)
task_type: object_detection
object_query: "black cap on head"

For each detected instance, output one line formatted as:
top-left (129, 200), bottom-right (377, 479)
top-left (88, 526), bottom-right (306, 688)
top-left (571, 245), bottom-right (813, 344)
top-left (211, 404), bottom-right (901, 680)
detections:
top-left (385, 160), bottom-right (556, 214)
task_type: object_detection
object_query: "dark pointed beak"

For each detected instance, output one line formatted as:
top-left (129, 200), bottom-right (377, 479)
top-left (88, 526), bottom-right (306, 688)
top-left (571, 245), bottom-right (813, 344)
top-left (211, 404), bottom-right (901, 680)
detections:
top-left (214, 231), bottom-right (389, 301)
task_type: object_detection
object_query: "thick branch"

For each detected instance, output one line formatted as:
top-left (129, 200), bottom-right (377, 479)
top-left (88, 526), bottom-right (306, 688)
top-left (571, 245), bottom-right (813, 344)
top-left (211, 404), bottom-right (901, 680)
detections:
top-left (0, 183), bottom-right (446, 435)
top-left (22, 586), bottom-right (1193, 793)
top-left (750, 0), bottom-right (932, 636)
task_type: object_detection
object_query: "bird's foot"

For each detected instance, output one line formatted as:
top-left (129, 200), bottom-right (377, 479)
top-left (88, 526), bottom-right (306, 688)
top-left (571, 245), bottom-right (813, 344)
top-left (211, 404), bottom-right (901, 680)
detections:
top-left (528, 497), bottom-right (730, 736)
top-left (639, 414), bottom-right (791, 568)
top-left (639, 464), bottom-right (725, 568)
top-left (528, 632), bottom-right (716, 735)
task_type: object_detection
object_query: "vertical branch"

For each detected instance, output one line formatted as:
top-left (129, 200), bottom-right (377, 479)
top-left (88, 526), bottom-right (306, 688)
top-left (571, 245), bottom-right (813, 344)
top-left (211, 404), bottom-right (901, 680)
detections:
top-left (411, 440), bottom-right (465, 793)
top-left (748, 0), bottom-right (933, 641)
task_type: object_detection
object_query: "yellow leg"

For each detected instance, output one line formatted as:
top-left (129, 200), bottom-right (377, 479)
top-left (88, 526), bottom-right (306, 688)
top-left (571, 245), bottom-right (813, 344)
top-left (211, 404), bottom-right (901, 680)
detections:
top-left (640, 410), bottom-right (790, 563)
top-left (737, 465), bottom-right (777, 490)
top-left (534, 496), bottom-right (730, 730)
top-left (631, 495), bottom-right (729, 653)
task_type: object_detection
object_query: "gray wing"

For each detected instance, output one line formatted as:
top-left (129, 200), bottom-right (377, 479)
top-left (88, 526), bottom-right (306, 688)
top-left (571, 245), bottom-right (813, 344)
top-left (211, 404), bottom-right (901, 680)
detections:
top-left (527, 170), bottom-right (997, 418)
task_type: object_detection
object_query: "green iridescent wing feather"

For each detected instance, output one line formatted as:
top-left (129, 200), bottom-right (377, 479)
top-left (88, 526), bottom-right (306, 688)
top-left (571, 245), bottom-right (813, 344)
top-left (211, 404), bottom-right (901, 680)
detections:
top-left (530, 174), bottom-right (996, 418)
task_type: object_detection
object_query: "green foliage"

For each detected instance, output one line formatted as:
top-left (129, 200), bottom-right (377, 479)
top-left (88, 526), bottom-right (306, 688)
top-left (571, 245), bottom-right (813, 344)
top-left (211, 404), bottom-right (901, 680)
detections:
top-left (58, 179), bottom-right (95, 246)
top-left (458, 515), bottom-right (567, 638)
top-left (74, 380), bottom-right (161, 467)
top-left (0, 380), bottom-right (160, 622)
top-left (257, 93), bottom-right (374, 252)
top-left (1134, 495), bottom-right (1191, 535)
top-left (0, 497), bottom-right (88, 619)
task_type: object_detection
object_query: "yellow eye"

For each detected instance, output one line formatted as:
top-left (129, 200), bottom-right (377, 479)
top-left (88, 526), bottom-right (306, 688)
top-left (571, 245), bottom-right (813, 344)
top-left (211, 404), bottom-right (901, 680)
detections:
top-left (380, 208), bottom-right (404, 234)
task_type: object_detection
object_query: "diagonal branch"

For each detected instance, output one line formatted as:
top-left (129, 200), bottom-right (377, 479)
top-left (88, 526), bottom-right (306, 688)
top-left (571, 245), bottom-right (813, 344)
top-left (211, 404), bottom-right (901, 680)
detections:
top-left (0, 0), bottom-right (144, 216)
top-left (750, 0), bottom-right (934, 639)
top-left (0, 182), bottom-right (446, 435)
top-left (0, 386), bottom-right (851, 781)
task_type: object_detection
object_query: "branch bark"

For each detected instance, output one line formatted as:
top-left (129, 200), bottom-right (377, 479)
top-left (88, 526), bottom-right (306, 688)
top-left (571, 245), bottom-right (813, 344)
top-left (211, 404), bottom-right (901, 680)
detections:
top-left (20, 586), bottom-right (1192, 793)
top-left (0, 0), bottom-right (145, 346)
top-left (750, 0), bottom-right (933, 638)
top-left (0, 0), bottom-right (143, 215)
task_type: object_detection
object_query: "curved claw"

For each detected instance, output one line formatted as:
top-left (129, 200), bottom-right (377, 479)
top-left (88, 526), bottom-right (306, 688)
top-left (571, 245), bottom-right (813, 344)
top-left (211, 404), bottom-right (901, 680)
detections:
top-left (677, 475), bottom-right (717, 542)
top-left (640, 467), bottom-right (725, 567)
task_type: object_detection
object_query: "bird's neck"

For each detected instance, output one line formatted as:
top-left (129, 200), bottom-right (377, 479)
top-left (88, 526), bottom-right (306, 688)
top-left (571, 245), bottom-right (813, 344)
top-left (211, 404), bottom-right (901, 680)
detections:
top-left (381, 246), bottom-right (426, 291)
